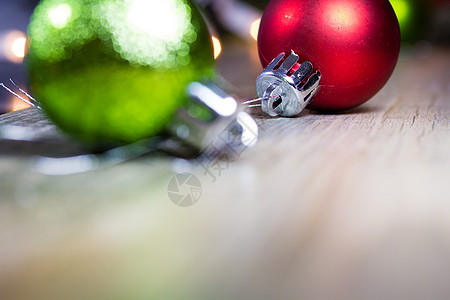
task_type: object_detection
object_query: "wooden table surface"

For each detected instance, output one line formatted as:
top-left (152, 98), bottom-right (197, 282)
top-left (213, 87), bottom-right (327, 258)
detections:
top-left (0, 42), bottom-right (449, 300)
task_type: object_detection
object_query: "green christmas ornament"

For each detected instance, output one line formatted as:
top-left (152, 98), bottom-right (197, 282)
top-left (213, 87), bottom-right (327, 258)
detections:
top-left (390, 0), bottom-right (431, 44)
top-left (26, 0), bottom-right (217, 147)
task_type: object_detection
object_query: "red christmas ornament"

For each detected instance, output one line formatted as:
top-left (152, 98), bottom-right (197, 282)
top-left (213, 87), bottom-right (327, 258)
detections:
top-left (257, 0), bottom-right (401, 112)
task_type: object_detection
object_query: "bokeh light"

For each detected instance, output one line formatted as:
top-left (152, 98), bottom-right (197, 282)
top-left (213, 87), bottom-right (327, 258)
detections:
top-left (10, 94), bottom-right (32, 112)
top-left (11, 37), bottom-right (27, 59)
top-left (0, 30), bottom-right (27, 63)
top-left (212, 35), bottom-right (222, 59)
top-left (250, 18), bottom-right (260, 41)
top-left (7, 91), bottom-right (31, 111)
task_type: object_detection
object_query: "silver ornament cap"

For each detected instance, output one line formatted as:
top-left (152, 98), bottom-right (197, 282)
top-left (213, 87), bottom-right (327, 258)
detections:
top-left (169, 81), bottom-right (258, 154)
top-left (256, 51), bottom-right (321, 117)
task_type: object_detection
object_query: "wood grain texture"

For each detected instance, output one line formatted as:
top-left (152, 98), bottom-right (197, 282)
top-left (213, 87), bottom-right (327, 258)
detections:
top-left (0, 44), bottom-right (449, 300)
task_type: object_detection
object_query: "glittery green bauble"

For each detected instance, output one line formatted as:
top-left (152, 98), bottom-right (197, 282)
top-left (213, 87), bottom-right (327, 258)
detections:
top-left (26, 0), bottom-right (215, 146)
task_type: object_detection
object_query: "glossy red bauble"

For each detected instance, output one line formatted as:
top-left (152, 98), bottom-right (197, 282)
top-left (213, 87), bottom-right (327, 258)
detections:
top-left (258, 0), bottom-right (401, 112)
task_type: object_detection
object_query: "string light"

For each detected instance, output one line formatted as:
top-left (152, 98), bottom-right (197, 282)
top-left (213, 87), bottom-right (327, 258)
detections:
top-left (250, 18), bottom-right (261, 41)
top-left (11, 37), bottom-right (27, 59)
top-left (0, 30), bottom-right (27, 63)
top-left (11, 95), bottom-right (32, 112)
top-left (211, 35), bottom-right (222, 59)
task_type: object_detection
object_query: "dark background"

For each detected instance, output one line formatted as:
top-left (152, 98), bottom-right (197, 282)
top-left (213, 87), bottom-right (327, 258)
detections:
top-left (0, 0), bottom-right (36, 113)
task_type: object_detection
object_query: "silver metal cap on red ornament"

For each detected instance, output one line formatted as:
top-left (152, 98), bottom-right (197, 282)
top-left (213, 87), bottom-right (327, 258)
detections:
top-left (255, 51), bottom-right (321, 117)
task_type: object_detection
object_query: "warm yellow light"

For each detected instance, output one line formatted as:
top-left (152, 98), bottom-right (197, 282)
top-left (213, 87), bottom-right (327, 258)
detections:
top-left (11, 37), bottom-right (26, 59)
top-left (11, 95), bottom-right (31, 112)
top-left (212, 36), bottom-right (222, 59)
top-left (250, 18), bottom-right (261, 41)
top-left (1, 31), bottom-right (27, 63)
